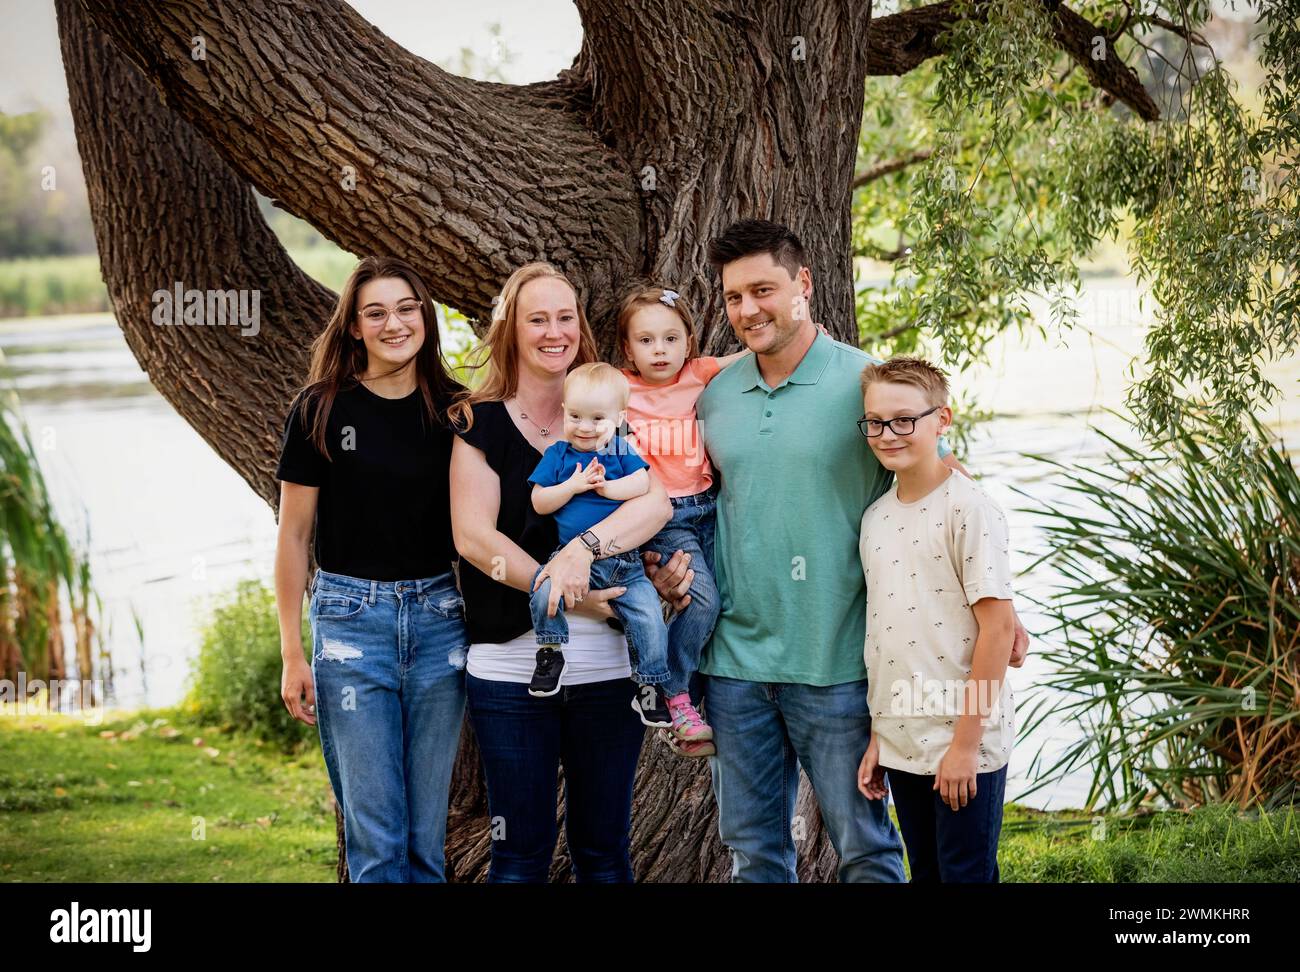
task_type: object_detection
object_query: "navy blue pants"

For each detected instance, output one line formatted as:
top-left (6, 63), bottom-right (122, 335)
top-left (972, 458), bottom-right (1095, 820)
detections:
top-left (886, 764), bottom-right (1007, 883)
top-left (467, 674), bottom-right (646, 883)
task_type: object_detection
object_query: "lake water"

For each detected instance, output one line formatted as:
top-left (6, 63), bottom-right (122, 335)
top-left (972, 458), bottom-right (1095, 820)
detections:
top-left (2, 280), bottom-right (1296, 810)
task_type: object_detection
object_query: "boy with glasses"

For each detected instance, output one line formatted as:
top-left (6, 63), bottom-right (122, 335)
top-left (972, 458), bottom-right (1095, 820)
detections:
top-left (855, 356), bottom-right (1017, 883)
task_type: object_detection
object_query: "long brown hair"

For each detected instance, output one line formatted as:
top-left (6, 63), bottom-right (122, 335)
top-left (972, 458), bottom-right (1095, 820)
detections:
top-left (448, 262), bottom-right (599, 432)
top-left (296, 256), bottom-right (464, 459)
top-left (615, 284), bottom-right (701, 375)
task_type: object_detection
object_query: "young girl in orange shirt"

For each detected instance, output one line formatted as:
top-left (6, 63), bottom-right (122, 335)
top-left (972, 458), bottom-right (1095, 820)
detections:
top-left (617, 287), bottom-right (749, 756)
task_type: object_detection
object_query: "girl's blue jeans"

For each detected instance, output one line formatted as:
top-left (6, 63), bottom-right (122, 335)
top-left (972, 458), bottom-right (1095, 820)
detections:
top-left (309, 567), bottom-right (468, 883)
top-left (641, 485), bottom-right (721, 697)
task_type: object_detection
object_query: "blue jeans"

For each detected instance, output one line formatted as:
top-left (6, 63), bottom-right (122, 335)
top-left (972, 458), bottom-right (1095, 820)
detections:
top-left (704, 675), bottom-right (907, 883)
top-left (466, 674), bottom-right (647, 882)
top-left (641, 487), bottom-right (720, 697)
top-left (886, 764), bottom-right (1007, 882)
top-left (309, 568), bottom-right (468, 883)
top-left (530, 549), bottom-right (669, 686)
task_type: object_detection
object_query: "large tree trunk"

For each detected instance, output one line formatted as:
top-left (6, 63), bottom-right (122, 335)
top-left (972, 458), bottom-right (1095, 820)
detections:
top-left (56, 0), bottom-right (1156, 882)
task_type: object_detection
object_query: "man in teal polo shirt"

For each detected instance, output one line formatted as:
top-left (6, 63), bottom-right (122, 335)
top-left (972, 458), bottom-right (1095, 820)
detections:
top-left (649, 219), bottom-right (1027, 882)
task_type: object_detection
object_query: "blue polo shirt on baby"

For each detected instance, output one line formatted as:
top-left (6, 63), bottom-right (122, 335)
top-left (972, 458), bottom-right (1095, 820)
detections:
top-left (528, 436), bottom-right (649, 544)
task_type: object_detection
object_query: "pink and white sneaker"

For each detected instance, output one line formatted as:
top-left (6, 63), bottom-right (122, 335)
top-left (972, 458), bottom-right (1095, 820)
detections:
top-left (666, 692), bottom-right (714, 743)
top-left (658, 728), bottom-right (716, 759)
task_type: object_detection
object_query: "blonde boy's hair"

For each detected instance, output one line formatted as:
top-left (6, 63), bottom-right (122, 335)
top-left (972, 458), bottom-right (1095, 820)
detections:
top-left (565, 361), bottom-right (630, 409)
top-left (860, 356), bottom-right (950, 408)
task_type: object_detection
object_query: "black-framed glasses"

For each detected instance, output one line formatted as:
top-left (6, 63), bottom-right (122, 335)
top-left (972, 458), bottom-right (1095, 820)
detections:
top-left (858, 405), bottom-right (941, 438)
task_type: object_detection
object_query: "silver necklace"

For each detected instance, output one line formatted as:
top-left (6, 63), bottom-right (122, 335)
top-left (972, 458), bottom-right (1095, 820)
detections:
top-left (514, 397), bottom-right (563, 437)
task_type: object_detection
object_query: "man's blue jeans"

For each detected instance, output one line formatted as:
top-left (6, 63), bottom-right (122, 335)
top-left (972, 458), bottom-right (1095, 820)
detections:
top-left (530, 549), bottom-right (669, 686)
top-left (641, 486), bottom-right (720, 697)
top-left (309, 568), bottom-right (468, 883)
top-left (704, 675), bottom-right (907, 883)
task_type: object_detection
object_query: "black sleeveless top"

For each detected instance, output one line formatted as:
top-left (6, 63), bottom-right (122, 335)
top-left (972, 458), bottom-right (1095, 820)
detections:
top-left (455, 400), bottom-right (559, 643)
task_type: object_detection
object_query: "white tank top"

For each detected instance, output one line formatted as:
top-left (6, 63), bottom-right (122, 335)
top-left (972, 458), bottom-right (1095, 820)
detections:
top-left (466, 612), bottom-right (632, 685)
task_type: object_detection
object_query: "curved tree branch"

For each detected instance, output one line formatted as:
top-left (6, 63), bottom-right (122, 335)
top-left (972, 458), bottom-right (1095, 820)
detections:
top-left (866, 0), bottom-right (1162, 122)
top-left (1052, 3), bottom-right (1160, 121)
top-left (853, 148), bottom-right (934, 189)
top-left (1139, 13), bottom-right (1211, 49)
top-left (74, 0), bottom-right (643, 326)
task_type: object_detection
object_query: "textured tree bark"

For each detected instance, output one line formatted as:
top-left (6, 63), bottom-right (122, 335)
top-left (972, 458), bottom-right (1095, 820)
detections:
top-left (57, 0), bottom-right (1159, 882)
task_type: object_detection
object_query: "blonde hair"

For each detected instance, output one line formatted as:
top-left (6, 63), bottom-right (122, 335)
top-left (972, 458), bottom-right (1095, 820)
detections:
top-left (565, 362), bottom-right (630, 410)
top-left (615, 284), bottom-right (700, 374)
top-left (859, 355), bottom-right (950, 408)
top-left (448, 262), bottom-right (599, 431)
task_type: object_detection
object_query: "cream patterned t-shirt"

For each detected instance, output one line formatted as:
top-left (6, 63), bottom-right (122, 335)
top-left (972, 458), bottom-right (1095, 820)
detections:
top-left (859, 469), bottom-right (1015, 775)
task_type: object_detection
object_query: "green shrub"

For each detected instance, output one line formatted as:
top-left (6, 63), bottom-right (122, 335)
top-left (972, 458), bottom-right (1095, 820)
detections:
top-left (188, 579), bottom-right (311, 752)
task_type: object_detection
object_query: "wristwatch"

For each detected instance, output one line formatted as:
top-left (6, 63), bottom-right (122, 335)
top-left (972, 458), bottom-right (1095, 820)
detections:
top-left (578, 530), bottom-right (601, 555)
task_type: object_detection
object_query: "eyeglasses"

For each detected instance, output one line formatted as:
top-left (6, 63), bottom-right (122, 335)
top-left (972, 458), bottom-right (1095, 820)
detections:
top-left (358, 300), bottom-right (422, 325)
top-left (858, 405), bottom-right (941, 438)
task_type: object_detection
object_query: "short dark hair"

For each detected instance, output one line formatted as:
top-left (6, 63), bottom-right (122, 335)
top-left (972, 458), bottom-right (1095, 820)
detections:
top-left (707, 219), bottom-right (807, 280)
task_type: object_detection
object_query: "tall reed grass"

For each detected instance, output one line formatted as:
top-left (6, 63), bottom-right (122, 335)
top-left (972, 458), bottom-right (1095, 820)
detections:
top-left (0, 379), bottom-right (103, 703)
top-left (1019, 417), bottom-right (1299, 810)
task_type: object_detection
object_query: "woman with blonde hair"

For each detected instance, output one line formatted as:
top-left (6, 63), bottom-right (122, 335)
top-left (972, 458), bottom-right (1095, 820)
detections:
top-left (450, 261), bottom-right (672, 882)
top-left (276, 255), bottom-right (468, 882)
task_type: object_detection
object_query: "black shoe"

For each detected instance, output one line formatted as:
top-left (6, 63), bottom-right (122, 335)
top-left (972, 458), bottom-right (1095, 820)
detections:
top-left (631, 685), bottom-right (673, 728)
top-left (528, 647), bottom-right (565, 697)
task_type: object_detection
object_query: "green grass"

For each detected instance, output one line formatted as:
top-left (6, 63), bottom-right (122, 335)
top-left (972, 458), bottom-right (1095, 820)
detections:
top-left (0, 707), bottom-right (335, 882)
top-left (998, 803), bottom-right (1300, 883)
top-left (2, 707), bottom-right (1295, 882)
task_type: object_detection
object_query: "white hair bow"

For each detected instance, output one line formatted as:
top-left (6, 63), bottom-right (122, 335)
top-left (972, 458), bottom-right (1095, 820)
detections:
top-left (659, 289), bottom-right (680, 307)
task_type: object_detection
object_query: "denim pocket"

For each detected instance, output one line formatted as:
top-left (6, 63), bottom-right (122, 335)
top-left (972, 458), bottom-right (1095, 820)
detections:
top-left (608, 555), bottom-right (641, 587)
top-left (422, 591), bottom-right (465, 620)
top-left (315, 593), bottom-right (368, 620)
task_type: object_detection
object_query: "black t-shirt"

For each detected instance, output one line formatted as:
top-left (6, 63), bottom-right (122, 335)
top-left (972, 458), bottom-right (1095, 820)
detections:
top-left (454, 400), bottom-right (558, 644)
top-left (275, 382), bottom-right (457, 582)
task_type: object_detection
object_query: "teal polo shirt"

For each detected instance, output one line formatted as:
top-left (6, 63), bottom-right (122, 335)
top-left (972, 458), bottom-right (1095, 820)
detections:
top-left (696, 329), bottom-right (951, 686)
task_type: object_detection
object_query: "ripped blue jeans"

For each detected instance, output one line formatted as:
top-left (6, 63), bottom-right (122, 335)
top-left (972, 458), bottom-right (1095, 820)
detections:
top-left (309, 567), bottom-right (468, 882)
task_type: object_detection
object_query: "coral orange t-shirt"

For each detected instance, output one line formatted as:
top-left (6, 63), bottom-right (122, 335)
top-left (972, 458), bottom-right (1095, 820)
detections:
top-left (621, 356), bottom-right (722, 498)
